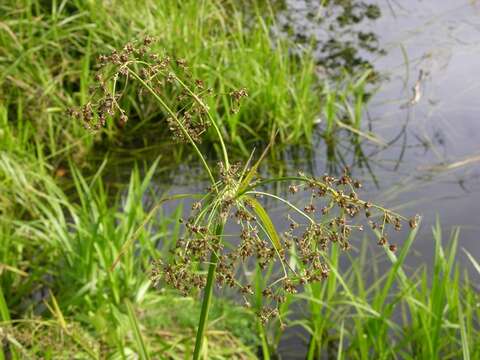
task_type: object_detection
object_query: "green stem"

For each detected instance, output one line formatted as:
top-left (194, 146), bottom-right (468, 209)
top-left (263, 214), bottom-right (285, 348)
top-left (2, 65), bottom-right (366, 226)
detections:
top-left (193, 222), bottom-right (224, 360)
top-left (173, 75), bottom-right (230, 169)
top-left (258, 322), bottom-right (271, 360)
top-left (238, 176), bottom-right (407, 220)
top-left (306, 330), bottom-right (318, 360)
top-left (127, 68), bottom-right (217, 189)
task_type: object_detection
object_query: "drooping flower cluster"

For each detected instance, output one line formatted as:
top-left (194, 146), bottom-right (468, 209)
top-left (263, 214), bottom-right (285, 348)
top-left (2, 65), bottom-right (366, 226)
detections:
top-left (72, 39), bottom-right (418, 324)
top-left (151, 165), bottom-right (418, 323)
top-left (67, 37), bottom-right (243, 142)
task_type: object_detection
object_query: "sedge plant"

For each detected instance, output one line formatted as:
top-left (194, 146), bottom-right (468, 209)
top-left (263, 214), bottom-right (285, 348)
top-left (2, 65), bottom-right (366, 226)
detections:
top-left (70, 38), bottom-right (418, 359)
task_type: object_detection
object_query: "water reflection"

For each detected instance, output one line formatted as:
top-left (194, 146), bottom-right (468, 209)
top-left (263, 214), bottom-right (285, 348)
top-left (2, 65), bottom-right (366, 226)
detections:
top-left (274, 0), bottom-right (480, 274)
top-left (276, 0), bottom-right (385, 77)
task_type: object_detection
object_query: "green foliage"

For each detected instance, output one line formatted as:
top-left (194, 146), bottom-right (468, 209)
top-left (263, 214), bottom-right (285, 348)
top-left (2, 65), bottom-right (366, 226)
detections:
top-left (279, 222), bottom-right (480, 359)
top-left (0, 0), bottom-right (324, 160)
top-left (0, 152), bottom-right (257, 358)
top-left (1, 1), bottom-right (478, 359)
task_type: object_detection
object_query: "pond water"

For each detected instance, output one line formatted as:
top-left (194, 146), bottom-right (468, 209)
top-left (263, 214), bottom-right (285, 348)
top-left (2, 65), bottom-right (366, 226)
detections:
top-left (275, 0), bottom-right (480, 265)
top-left (272, 0), bottom-right (480, 357)
top-left (155, 0), bottom-right (480, 269)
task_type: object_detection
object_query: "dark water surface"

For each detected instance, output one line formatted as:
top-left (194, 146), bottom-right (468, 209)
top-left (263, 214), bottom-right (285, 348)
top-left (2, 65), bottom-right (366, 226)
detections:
top-left (277, 0), bottom-right (480, 263)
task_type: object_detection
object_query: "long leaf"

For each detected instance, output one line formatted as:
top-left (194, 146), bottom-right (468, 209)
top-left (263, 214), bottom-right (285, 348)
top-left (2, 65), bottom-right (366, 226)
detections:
top-left (246, 196), bottom-right (281, 250)
top-left (463, 249), bottom-right (480, 276)
top-left (237, 131), bottom-right (276, 194)
top-left (110, 193), bottom-right (199, 271)
top-left (125, 299), bottom-right (151, 360)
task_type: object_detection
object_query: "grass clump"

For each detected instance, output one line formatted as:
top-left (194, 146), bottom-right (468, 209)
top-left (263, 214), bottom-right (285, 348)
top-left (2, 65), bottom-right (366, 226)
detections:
top-left (287, 222), bottom-right (480, 359)
top-left (0, 151), bottom-right (257, 358)
top-left (2, 1), bottom-right (479, 359)
top-left (0, 0), bottom-right (325, 160)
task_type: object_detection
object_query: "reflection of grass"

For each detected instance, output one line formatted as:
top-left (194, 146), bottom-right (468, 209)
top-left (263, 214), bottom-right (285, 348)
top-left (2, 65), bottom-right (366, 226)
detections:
top-left (277, 0), bottom-right (385, 76)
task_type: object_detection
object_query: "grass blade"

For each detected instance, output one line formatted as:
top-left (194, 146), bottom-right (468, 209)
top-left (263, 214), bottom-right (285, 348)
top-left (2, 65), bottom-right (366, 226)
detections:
top-left (246, 196), bottom-right (282, 250)
top-left (463, 249), bottom-right (480, 276)
top-left (125, 299), bottom-right (151, 360)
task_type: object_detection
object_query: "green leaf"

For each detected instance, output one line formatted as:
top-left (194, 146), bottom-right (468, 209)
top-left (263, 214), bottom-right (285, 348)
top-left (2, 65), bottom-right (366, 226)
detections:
top-left (125, 299), bottom-right (151, 360)
top-left (237, 132), bottom-right (276, 194)
top-left (110, 193), bottom-right (200, 271)
top-left (463, 248), bottom-right (480, 276)
top-left (246, 196), bottom-right (282, 251)
top-left (0, 285), bottom-right (10, 322)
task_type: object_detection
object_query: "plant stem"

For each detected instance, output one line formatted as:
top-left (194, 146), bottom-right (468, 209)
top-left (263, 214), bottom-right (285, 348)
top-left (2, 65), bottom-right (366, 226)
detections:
top-left (173, 75), bottom-right (230, 169)
top-left (258, 321), bottom-right (271, 360)
top-left (127, 68), bottom-right (217, 189)
top-left (193, 222), bottom-right (224, 360)
top-left (306, 332), bottom-right (318, 360)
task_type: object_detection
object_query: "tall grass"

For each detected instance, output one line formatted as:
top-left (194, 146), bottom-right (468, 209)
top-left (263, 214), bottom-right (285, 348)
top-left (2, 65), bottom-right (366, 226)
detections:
top-left (1, 1), bottom-right (479, 359)
top-left (0, 0), bottom-right (328, 159)
top-left (0, 151), bottom-right (257, 358)
top-left (77, 37), bottom-right (423, 360)
top-left (1, 145), bottom-right (478, 358)
top-left (269, 221), bottom-right (480, 359)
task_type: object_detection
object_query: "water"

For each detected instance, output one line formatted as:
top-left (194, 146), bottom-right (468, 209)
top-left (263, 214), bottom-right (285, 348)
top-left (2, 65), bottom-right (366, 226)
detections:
top-left (146, 1), bottom-right (480, 263)
top-left (118, 1), bottom-right (480, 264)
top-left (271, 0), bottom-right (480, 357)
top-left (276, 0), bottom-right (480, 265)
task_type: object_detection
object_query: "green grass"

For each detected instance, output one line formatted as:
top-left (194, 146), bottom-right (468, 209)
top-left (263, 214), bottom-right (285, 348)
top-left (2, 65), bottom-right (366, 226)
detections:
top-left (1, 146), bottom-right (479, 358)
top-left (0, 151), bottom-right (258, 358)
top-left (1, 1), bottom-right (479, 359)
top-left (0, 0), bottom-right (378, 163)
top-left (0, 0), bottom-right (324, 159)
top-left (270, 221), bottom-right (480, 359)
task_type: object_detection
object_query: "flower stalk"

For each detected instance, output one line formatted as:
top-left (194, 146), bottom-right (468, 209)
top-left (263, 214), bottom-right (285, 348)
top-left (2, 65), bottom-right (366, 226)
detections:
top-left (193, 222), bottom-right (224, 360)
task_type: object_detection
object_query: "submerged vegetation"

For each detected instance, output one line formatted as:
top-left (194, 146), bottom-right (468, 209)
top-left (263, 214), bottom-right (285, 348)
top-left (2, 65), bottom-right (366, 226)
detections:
top-left (1, 0), bottom-right (479, 359)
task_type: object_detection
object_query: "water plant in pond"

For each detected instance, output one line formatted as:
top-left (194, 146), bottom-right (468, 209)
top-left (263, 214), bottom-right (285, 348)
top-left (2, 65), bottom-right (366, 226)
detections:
top-left (69, 38), bottom-right (418, 359)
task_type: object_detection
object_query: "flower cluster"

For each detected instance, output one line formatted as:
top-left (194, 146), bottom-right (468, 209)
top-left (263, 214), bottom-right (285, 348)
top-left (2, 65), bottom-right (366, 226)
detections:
top-left (67, 37), bottom-right (216, 142)
top-left (72, 39), bottom-right (417, 325)
top-left (151, 165), bottom-right (418, 323)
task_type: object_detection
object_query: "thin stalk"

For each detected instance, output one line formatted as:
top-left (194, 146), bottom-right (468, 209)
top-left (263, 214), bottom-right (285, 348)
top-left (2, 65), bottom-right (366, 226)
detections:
top-left (174, 75), bottom-right (230, 169)
top-left (245, 190), bottom-right (314, 224)
top-left (193, 222), bottom-right (224, 360)
top-left (306, 331), bottom-right (319, 360)
top-left (127, 68), bottom-right (217, 189)
top-left (239, 176), bottom-right (407, 220)
top-left (258, 321), bottom-right (271, 360)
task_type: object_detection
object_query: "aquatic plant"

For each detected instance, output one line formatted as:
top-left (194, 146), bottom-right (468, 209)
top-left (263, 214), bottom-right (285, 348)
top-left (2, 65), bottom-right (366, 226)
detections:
top-left (69, 38), bottom-right (418, 359)
top-left (292, 221), bottom-right (479, 359)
